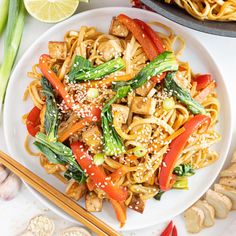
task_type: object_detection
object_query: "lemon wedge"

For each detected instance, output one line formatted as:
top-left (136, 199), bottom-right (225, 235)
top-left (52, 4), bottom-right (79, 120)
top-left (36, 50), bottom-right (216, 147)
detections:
top-left (24, 0), bottom-right (85, 23)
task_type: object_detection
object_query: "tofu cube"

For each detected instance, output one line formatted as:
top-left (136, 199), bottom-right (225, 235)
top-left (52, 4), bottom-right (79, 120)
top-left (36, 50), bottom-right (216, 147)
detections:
top-left (131, 96), bottom-right (157, 115)
top-left (128, 194), bottom-right (145, 213)
top-left (136, 81), bottom-right (156, 97)
top-left (112, 104), bottom-right (130, 124)
top-left (85, 192), bottom-right (103, 212)
top-left (48, 41), bottom-right (67, 60)
top-left (82, 126), bottom-right (102, 150)
top-left (109, 17), bottom-right (129, 38)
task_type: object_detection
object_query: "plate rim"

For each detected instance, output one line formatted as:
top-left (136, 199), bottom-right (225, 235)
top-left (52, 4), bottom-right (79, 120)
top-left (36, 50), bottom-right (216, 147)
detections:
top-left (3, 7), bottom-right (233, 231)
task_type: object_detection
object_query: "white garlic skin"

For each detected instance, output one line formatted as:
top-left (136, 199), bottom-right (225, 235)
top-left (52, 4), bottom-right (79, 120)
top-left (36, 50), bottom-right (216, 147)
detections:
top-left (0, 172), bottom-right (21, 201)
top-left (0, 164), bottom-right (9, 184)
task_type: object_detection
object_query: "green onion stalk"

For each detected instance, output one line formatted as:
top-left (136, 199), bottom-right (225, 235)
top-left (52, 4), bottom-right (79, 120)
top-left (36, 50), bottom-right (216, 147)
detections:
top-left (0, 0), bottom-right (9, 36)
top-left (0, 0), bottom-right (25, 111)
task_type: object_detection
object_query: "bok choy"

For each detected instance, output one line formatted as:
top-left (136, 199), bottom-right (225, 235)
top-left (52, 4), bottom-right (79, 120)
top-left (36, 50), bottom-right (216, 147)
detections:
top-left (0, 0), bottom-right (9, 36)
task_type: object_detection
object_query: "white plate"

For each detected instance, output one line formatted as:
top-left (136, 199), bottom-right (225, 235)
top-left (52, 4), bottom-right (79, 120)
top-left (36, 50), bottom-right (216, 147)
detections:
top-left (3, 7), bottom-right (232, 231)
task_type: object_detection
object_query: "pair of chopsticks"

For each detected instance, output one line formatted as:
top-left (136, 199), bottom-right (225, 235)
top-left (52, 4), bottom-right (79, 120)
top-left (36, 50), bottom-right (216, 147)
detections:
top-left (0, 150), bottom-right (121, 236)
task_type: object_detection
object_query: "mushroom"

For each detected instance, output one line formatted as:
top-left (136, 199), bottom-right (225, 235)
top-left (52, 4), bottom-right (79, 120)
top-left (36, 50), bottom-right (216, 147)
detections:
top-left (0, 172), bottom-right (21, 201)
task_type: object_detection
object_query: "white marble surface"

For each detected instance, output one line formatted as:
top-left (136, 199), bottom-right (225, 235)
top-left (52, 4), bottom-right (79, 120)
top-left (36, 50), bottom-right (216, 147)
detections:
top-left (0, 0), bottom-right (236, 235)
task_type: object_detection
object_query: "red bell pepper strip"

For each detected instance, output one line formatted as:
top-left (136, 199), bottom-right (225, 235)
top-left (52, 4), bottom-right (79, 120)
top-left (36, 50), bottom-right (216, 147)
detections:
top-left (117, 14), bottom-right (158, 61)
top-left (194, 82), bottom-right (216, 103)
top-left (133, 18), bottom-right (166, 83)
top-left (134, 18), bottom-right (164, 54)
top-left (39, 54), bottom-right (101, 121)
top-left (159, 115), bottom-right (211, 191)
top-left (110, 199), bottom-right (127, 227)
top-left (194, 74), bottom-right (213, 91)
top-left (160, 221), bottom-right (173, 236)
top-left (172, 225), bottom-right (178, 236)
top-left (26, 106), bottom-right (41, 137)
top-left (71, 141), bottom-right (128, 201)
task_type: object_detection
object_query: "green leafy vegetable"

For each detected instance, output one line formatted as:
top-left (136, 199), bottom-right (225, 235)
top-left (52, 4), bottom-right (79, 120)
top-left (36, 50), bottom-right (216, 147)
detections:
top-left (41, 77), bottom-right (59, 142)
top-left (64, 165), bottom-right (86, 183)
top-left (173, 164), bottom-right (195, 177)
top-left (0, 0), bottom-right (25, 108)
top-left (34, 132), bottom-right (86, 183)
top-left (113, 51), bottom-right (178, 91)
top-left (173, 176), bottom-right (189, 190)
top-left (68, 56), bottom-right (125, 82)
top-left (0, 0), bottom-right (9, 36)
top-left (101, 86), bottom-right (130, 156)
top-left (164, 72), bottom-right (206, 115)
top-left (154, 190), bottom-right (165, 201)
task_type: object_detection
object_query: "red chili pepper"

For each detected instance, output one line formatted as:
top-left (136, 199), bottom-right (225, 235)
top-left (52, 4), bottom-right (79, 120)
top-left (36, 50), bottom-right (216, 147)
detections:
top-left (71, 141), bottom-right (128, 201)
top-left (194, 74), bottom-right (213, 91)
top-left (159, 115), bottom-right (211, 190)
top-left (26, 106), bottom-right (41, 137)
top-left (39, 54), bottom-right (101, 121)
top-left (117, 14), bottom-right (158, 60)
top-left (160, 221), bottom-right (173, 236)
top-left (172, 225), bottom-right (178, 236)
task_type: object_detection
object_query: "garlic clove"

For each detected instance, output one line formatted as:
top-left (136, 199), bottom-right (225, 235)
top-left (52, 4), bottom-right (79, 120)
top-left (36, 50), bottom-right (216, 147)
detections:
top-left (0, 164), bottom-right (9, 184)
top-left (61, 227), bottom-right (92, 236)
top-left (27, 215), bottom-right (55, 236)
top-left (0, 172), bottom-right (21, 201)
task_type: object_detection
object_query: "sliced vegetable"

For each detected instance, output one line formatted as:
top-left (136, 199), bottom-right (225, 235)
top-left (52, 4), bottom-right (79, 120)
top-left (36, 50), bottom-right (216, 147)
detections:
top-left (26, 106), bottom-right (41, 137)
top-left (102, 86), bottom-right (130, 156)
top-left (41, 77), bottom-right (59, 142)
top-left (194, 74), bottom-right (213, 91)
top-left (173, 164), bottom-right (195, 177)
top-left (93, 153), bottom-right (105, 166)
top-left (0, 0), bottom-right (9, 36)
top-left (160, 221), bottom-right (173, 236)
top-left (163, 97), bottom-right (175, 111)
top-left (154, 190), bottom-right (165, 201)
top-left (0, 0), bottom-right (25, 107)
top-left (87, 88), bottom-right (99, 99)
top-left (68, 56), bottom-right (125, 82)
top-left (194, 81), bottom-right (216, 103)
top-left (133, 146), bottom-right (147, 157)
top-left (113, 51), bottom-right (178, 90)
top-left (39, 54), bottom-right (101, 120)
top-left (159, 114), bottom-right (211, 190)
top-left (71, 141), bottom-right (128, 201)
top-left (35, 132), bottom-right (86, 183)
top-left (110, 167), bottom-right (127, 181)
top-left (117, 14), bottom-right (158, 60)
top-left (134, 18), bottom-right (164, 54)
top-left (110, 199), bottom-right (127, 228)
top-left (164, 72), bottom-right (206, 115)
top-left (173, 176), bottom-right (189, 190)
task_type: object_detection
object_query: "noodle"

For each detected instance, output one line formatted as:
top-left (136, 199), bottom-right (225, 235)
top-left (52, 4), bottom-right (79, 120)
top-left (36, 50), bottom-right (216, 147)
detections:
top-left (23, 17), bottom-right (221, 220)
top-left (165, 0), bottom-right (236, 21)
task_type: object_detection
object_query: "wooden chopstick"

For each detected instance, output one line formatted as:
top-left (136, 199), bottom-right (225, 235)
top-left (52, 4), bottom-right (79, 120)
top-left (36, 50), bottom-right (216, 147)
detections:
top-left (0, 151), bottom-right (121, 236)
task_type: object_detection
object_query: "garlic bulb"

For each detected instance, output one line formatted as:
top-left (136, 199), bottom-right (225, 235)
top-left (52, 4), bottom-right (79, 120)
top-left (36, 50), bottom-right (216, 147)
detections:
top-left (0, 172), bottom-right (21, 201)
top-left (0, 164), bottom-right (9, 184)
top-left (61, 227), bottom-right (92, 236)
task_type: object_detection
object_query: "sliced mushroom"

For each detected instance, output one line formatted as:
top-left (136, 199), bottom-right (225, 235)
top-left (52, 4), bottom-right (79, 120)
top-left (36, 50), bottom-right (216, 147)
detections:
top-left (205, 189), bottom-right (232, 219)
top-left (61, 227), bottom-right (91, 236)
top-left (219, 177), bottom-right (236, 188)
top-left (220, 163), bottom-right (236, 178)
top-left (194, 200), bottom-right (215, 227)
top-left (184, 206), bottom-right (204, 233)
top-left (214, 183), bottom-right (236, 210)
